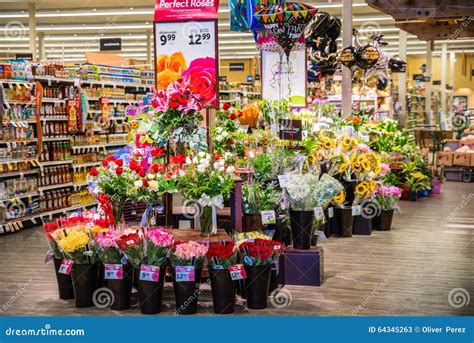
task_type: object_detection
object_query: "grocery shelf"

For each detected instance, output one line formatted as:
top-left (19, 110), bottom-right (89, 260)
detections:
top-left (43, 136), bottom-right (72, 142)
top-left (38, 182), bottom-right (73, 192)
top-left (39, 160), bottom-right (73, 167)
top-left (0, 169), bottom-right (39, 178)
top-left (42, 98), bottom-right (67, 103)
top-left (0, 158), bottom-right (37, 165)
top-left (71, 144), bottom-right (106, 150)
top-left (73, 181), bottom-right (89, 188)
top-left (0, 79), bottom-right (34, 87)
top-left (41, 117), bottom-right (68, 122)
top-left (73, 161), bottom-right (101, 169)
top-left (35, 76), bottom-right (75, 83)
top-left (0, 139), bottom-right (37, 144)
top-left (0, 192), bottom-right (40, 202)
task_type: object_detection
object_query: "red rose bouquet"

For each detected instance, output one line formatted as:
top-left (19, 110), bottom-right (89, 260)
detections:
top-left (44, 221), bottom-right (63, 259)
top-left (206, 242), bottom-right (238, 269)
top-left (239, 238), bottom-right (284, 266)
top-left (116, 230), bottom-right (144, 268)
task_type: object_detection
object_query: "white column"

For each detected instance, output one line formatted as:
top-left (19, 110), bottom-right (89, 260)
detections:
top-left (398, 30), bottom-right (407, 127)
top-left (449, 52), bottom-right (455, 114)
top-left (146, 29), bottom-right (152, 69)
top-left (441, 43), bottom-right (447, 119)
top-left (38, 32), bottom-right (45, 60)
top-left (341, 0), bottom-right (353, 118)
top-left (425, 42), bottom-right (432, 125)
top-left (28, 3), bottom-right (37, 61)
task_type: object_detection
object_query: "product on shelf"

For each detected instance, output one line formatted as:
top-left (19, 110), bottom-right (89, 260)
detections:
top-left (2, 104), bottom-right (36, 121)
top-left (1, 123), bottom-right (35, 141)
top-left (0, 176), bottom-right (38, 200)
top-left (0, 196), bottom-right (39, 223)
top-left (41, 121), bottom-right (69, 137)
top-left (3, 84), bottom-right (33, 102)
top-left (0, 144), bottom-right (37, 161)
top-left (39, 142), bottom-right (71, 162)
top-left (69, 189), bottom-right (95, 207)
top-left (38, 166), bottom-right (72, 187)
top-left (40, 189), bottom-right (72, 213)
top-left (30, 60), bottom-right (69, 78)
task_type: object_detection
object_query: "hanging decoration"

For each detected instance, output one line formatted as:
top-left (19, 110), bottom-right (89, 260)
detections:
top-left (229, 0), bottom-right (250, 32)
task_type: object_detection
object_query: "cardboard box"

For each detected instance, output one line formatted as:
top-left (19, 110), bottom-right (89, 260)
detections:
top-left (470, 153), bottom-right (474, 167)
top-left (436, 152), bottom-right (453, 167)
top-left (453, 152), bottom-right (471, 167)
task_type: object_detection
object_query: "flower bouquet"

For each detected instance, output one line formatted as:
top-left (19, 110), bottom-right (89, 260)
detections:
top-left (137, 228), bottom-right (174, 314)
top-left (242, 181), bottom-right (281, 232)
top-left (177, 152), bottom-right (236, 236)
top-left (239, 238), bottom-right (284, 309)
top-left (373, 185), bottom-right (402, 231)
top-left (171, 240), bottom-right (209, 315)
top-left (207, 242), bottom-right (239, 314)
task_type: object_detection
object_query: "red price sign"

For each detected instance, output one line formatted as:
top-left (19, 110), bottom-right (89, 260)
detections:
top-left (58, 259), bottom-right (73, 275)
top-left (229, 265), bottom-right (247, 281)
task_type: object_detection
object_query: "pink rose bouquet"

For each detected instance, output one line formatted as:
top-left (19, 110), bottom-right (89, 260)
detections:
top-left (95, 229), bottom-right (122, 264)
top-left (145, 228), bottom-right (174, 266)
top-left (374, 184), bottom-right (402, 210)
top-left (172, 240), bottom-right (209, 268)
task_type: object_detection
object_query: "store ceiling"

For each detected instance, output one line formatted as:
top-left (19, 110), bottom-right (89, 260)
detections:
top-left (0, 0), bottom-right (473, 65)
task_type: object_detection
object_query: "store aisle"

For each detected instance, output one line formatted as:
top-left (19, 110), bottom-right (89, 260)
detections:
top-left (0, 182), bottom-right (472, 316)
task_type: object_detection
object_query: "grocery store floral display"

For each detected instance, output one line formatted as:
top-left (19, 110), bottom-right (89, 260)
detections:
top-left (176, 152), bottom-right (236, 237)
top-left (211, 102), bottom-right (240, 154)
top-left (239, 239), bottom-right (284, 309)
top-left (242, 181), bottom-right (281, 232)
top-left (137, 228), bottom-right (174, 314)
top-left (372, 185), bottom-right (402, 231)
top-left (404, 172), bottom-right (430, 201)
top-left (171, 241), bottom-right (209, 315)
top-left (207, 242), bottom-right (239, 314)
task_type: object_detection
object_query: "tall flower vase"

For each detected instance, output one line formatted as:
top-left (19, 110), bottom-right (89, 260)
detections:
top-left (53, 258), bottom-right (74, 300)
top-left (70, 263), bottom-right (98, 308)
top-left (289, 210), bottom-right (314, 250)
top-left (106, 264), bottom-right (133, 311)
top-left (335, 207), bottom-right (354, 237)
top-left (137, 264), bottom-right (166, 314)
top-left (209, 268), bottom-right (236, 314)
top-left (244, 264), bottom-right (271, 309)
top-left (199, 205), bottom-right (213, 237)
top-left (173, 267), bottom-right (203, 315)
top-left (112, 200), bottom-right (126, 225)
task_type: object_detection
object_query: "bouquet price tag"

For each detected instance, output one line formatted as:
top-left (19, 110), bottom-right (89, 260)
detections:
top-left (139, 265), bottom-right (160, 282)
top-left (352, 205), bottom-right (362, 216)
top-left (313, 207), bottom-right (325, 221)
top-left (315, 230), bottom-right (327, 241)
top-left (104, 264), bottom-right (123, 280)
top-left (278, 175), bottom-right (290, 188)
top-left (58, 259), bottom-right (73, 275)
top-left (229, 265), bottom-right (247, 281)
top-left (261, 210), bottom-right (276, 225)
top-left (175, 266), bottom-right (195, 282)
top-left (328, 207), bottom-right (334, 219)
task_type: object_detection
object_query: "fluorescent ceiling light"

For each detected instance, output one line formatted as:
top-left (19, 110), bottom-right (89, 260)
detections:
top-left (0, 13), bottom-right (28, 19)
top-left (37, 10), bottom-right (152, 18)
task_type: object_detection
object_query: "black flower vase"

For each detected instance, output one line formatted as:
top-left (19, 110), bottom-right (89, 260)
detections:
top-left (342, 180), bottom-right (356, 206)
top-left (353, 215), bottom-right (373, 235)
top-left (335, 207), bottom-right (354, 237)
top-left (70, 263), bottom-right (98, 308)
top-left (106, 264), bottom-right (134, 311)
top-left (137, 264), bottom-right (166, 314)
top-left (209, 268), bottom-right (236, 314)
top-left (374, 209), bottom-right (395, 231)
top-left (408, 191), bottom-right (417, 201)
top-left (53, 258), bottom-right (74, 300)
top-left (289, 210), bottom-right (314, 250)
top-left (173, 267), bottom-right (202, 315)
top-left (244, 264), bottom-right (271, 309)
top-left (243, 213), bottom-right (263, 232)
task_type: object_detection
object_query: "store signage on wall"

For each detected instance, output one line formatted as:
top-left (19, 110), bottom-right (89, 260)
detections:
top-left (261, 49), bottom-right (307, 107)
top-left (154, 20), bottom-right (218, 107)
top-left (255, 74), bottom-right (261, 81)
top-left (219, 76), bottom-right (227, 82)
top-left (391, 65), bottom-right (406, 73)
top-left (279, 119), bottom-right (302, 141)
top-left (154, 0), bottom-right (219, 21)
top-left (100, 38), bottom-right (122, 51)
top-left (229, 63), bottom-right (245, 71)
top-left (15, 53), bottom-right (33, 61)
top-left (413, 74), bottom-right (430, 82)
top-left (433, 80), bottom-right (441, 85)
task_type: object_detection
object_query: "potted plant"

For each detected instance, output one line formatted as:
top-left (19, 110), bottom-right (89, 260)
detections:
top-left (171, 240), bottom-right (208, 315)
top-left (137, 228), bottom-right (174, 314)
top-left (44, 221), bottom-right (74, 300)
top-left (373, 184), bottom-right (402, 230)
top-left (176, 152), bottom-right (236, 237)
top-left (55, 227), bottom-right (97, 308)
top-left (239, 238), bottom-right (283, 309)
top-left (242, 181), bottom-right (281, 232)
top-left (206, 241), bottom-right (239, 314)
top-left (404, 172), bottom-right (430, 201)
top-left (94, 228), bottom-right (133, 311)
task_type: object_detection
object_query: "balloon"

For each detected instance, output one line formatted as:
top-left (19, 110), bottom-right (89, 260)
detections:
top-left (305, 12), bottom-right (330, 40)
top-left (339, 46), bottom-right (356, 68)
top-left (257, 31), bottom-right (305, 52)
top-left (254, 2), bottom-right (317, 58)
top-left (355, 45), bottom-right (379, 69)
top-left (246, 0), bottom-right (279, 31)
top-left (389, 57), bottom-right (406, 72)
top-left (229, 0), bottom-right (250, 32)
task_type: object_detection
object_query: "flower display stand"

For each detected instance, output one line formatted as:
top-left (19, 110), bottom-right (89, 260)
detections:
top-left (279, 247), bottom-right (324, 286)
top-left (163, 228), bottom-right (232, 243)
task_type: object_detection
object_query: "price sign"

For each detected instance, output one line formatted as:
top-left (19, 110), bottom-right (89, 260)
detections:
top-left (175, 266), bottom-right (195, 282)
top-left (313, 207), bottom-right (325, 221)
top-left (139, 265), bottom-right (160, 282)
top-left (58, 259), bottom-right (73, 275)
top-left (328, 207), bottom-right (334, 219)
top-left (278, 175), bottom-right (290, 188)
top-left (261, 210), bottom-right (276, 225)
top-left (229, 265), bottom-right (247, 281)
top-left (352, 205), bottom-right (362, 216)
top-left (154, 20), bottom-right (218, 108)
top-left (104, 264), bottom-right (123, 280)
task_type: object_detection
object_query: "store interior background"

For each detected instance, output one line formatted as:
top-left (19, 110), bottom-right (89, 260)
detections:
top-left (0, 0), bottom-right (473, 110)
